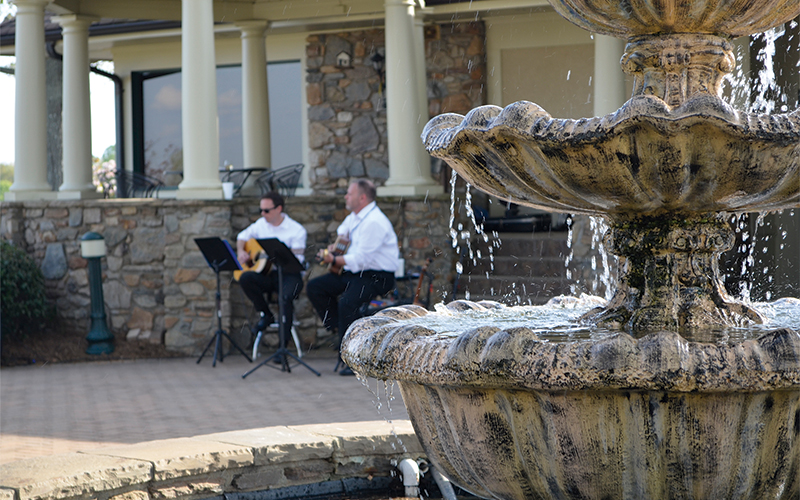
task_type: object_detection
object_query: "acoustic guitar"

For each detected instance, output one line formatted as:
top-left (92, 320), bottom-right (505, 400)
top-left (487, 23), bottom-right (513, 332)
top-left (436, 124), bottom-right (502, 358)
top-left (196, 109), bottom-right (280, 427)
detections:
top-left (233, 238), bottom-right (271, 281)
top-left (320, 235), bottom-right (350, 275)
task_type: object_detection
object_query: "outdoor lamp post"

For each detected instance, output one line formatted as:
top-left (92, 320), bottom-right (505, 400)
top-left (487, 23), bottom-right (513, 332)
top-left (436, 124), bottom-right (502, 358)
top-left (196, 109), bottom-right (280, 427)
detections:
top-left (81, 232), bottom-right (114, 354)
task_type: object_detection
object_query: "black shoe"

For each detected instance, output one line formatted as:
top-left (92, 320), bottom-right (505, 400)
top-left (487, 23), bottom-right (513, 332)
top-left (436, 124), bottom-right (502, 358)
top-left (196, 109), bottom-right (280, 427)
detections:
top-left (339, 367), bottom-right (355, 376)
top-left (251, 312), bottom-right (275, 334)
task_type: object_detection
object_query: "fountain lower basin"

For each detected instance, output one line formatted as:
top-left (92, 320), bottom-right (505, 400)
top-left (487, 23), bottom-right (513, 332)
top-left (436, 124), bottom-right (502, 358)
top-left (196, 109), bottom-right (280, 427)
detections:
top-left (341, 300), bottom-right (800, 500)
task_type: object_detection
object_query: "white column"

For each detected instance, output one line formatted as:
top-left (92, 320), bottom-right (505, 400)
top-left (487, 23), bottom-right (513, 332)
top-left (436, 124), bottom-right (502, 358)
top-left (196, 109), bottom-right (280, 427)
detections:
top-left (238, 21), bottom-right (270, 169)
top-left (379, 0), bottom-right (440, 196)
top-left (55, 15), bottom-right (101, 200)
top-left (176, 0), bottom-right (222, 199)
top-left (413, 15), bottom-right (433, 186)
top-left (7, 0), bottom-right (56, 201)
top-left (593, 35), bottom-right (627, 117)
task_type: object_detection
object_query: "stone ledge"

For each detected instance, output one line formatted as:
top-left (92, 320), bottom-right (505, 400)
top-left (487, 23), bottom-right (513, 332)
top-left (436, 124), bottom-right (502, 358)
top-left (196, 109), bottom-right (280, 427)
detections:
top-left (0, 421), bottom-right (423, 500)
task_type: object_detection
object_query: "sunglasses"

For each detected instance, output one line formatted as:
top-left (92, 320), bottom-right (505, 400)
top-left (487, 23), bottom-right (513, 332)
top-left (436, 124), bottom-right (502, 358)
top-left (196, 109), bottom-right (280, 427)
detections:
top-left (260, 207), bottom-right (276, 213)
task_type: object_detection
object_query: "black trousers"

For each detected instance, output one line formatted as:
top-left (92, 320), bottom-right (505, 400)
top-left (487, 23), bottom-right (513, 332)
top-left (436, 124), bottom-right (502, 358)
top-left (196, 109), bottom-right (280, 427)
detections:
top-left (239, 270), bottom-right (303, 341)
top-left (306, 270), bottom-right (395, 344)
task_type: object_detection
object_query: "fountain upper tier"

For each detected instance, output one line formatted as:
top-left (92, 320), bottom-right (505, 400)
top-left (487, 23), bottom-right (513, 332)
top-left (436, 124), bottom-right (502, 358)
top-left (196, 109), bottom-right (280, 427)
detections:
top-left (422, 5), bottom-right (799, 333)
top-left (423, 0), bottom-right (800, 219)
top-left (548, 0), bottom-right (800, 38)
top-left (424, 96), bottom-right (799, 219)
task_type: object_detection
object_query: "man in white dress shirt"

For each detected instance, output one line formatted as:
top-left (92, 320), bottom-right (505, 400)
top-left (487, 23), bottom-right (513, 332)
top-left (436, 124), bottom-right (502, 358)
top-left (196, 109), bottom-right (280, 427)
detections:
top-left (237, 191), bottom-right (307, 343)
top-left (307, 179), bottom-right (398, 375)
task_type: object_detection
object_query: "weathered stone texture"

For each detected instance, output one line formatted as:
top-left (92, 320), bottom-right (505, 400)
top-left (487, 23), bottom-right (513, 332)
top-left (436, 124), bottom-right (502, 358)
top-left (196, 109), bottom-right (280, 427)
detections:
top-left (108, 490), bottom-right (151, 500)
top-left (0, 453), bottom-right (152, 500)
top-left (41, 243), bottom-right (68, 280)
top-left (91, 438), bottom-right (254, 482)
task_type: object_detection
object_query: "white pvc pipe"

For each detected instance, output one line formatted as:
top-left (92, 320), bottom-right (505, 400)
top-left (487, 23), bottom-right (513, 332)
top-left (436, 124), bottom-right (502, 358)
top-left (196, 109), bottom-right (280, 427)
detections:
top-left (397, 458), bottom-right (420, 497)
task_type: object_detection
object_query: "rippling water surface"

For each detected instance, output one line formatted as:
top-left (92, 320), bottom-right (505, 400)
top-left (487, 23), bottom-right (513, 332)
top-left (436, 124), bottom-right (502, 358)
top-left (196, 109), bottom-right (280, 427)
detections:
top-left (397, 296), bottom-right (800, 344)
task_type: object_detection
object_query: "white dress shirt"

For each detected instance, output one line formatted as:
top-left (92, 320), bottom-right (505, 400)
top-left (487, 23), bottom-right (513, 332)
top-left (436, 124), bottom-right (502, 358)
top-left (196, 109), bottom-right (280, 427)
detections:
top-left (338, 201), bottom-right (398, 273)
top-left (237, 214), bottom-right (307, 263)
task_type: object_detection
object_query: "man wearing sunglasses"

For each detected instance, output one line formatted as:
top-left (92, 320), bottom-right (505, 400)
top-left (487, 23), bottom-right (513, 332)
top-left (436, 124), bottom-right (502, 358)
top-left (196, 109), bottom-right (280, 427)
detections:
top-left (236, 191), bottom-right (307, 339)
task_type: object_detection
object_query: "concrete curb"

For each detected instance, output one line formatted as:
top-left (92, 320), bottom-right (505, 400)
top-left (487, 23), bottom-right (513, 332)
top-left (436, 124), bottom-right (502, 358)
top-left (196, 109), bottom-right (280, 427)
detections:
top-left (0, 421), bottom-right (424, 500)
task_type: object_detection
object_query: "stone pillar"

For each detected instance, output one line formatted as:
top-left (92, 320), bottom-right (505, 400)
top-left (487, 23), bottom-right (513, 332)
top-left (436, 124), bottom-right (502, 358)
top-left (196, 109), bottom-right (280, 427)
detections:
top-left (55, 15), bottom-right (101, 200)
top-left (7, 0), bottom-right (56, 201)
top-left (379, 0), bottom-right (440, 196)
top-left (593, 34), bottom-right (627, 117)
top-left (176, 0), bottom-right (222, 199)
top-left (238, 21), bottom-right (271, 169)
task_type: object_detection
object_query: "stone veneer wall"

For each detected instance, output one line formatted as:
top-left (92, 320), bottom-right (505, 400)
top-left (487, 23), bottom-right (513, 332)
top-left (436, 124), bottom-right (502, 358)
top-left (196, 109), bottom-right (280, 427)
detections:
top-left (0, 195), bottom-right (455, 354)
top-left (306, 22), bottom-right (486, 194)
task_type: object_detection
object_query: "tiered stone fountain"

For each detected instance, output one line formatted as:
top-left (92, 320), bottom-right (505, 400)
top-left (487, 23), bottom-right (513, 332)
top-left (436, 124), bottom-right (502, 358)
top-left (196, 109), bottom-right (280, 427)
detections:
top-left (343, 1), bottom-right (800, 499)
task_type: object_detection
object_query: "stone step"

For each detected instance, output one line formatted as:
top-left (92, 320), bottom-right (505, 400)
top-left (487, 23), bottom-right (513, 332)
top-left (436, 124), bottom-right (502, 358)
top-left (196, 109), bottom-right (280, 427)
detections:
top-left (464, 255), bottom-right (568, 277)
top-left (464, 232), bottom-right (570, 260)
top-left (454, 275), bottom-right (573, 304)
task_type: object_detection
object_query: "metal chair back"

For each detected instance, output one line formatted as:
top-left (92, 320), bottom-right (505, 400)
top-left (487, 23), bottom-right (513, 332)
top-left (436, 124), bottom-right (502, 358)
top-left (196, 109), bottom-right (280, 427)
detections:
top-left (118, 171), bottom-right (164, 198)
top-left (256, 164), bottom-right (304, 197)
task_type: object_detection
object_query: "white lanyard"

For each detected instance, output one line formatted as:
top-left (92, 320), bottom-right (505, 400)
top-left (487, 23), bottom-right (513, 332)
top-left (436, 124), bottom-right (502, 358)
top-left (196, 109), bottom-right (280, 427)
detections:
top-left (348, 204), bottom-right (376, 239)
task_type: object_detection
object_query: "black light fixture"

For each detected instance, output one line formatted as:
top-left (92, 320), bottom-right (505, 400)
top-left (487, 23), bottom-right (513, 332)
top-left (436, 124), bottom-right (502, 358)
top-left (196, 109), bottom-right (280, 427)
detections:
top-left (370, 48), bottom-right (386, 99)
top-left (81, 232), bottom-right (114, 355)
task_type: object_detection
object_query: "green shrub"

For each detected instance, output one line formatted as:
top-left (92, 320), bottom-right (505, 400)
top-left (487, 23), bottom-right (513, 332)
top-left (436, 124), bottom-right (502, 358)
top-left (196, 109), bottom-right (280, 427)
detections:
top-left (0, 179), bottom-right (10, 201)
top-left (0, 240), bottom-right (53, 341)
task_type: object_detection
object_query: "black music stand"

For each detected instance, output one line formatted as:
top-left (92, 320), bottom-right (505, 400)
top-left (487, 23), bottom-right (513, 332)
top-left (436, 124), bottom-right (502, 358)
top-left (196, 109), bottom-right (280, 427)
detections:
top-left (194, 237), bottom-right (253, 366)
top-left (242, 238), bottom-right (321, 378)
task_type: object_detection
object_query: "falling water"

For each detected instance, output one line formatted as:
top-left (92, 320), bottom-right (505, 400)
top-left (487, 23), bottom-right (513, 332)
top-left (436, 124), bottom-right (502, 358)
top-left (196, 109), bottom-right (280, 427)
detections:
top-left (722, 23), bottom-right (799, 302)
top-left (357, 374), bottom-right (410, 455)
top-left (729, 209), bottom-right (799, 302)
top-left (449, 170), bottom-right (498, 301)
top-left (750, 25), bottom-right (784, 114)
top-left (564, 215), bottom-right (616, 300)
top-left (589, 216), bottom-right (615, 301)
top-left (565, 215), bottom-right (574, 284)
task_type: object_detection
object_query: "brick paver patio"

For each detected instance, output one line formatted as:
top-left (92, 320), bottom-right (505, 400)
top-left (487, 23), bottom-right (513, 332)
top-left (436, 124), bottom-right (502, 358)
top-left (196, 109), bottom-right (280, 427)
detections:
top-left (0, 352), bottom-right (409, 464)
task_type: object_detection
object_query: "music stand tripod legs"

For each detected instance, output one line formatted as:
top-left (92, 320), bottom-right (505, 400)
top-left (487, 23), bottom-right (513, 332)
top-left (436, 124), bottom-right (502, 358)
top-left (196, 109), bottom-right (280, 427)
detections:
top-left (243, 239), bottom-right (320, 378)
top-left (194, 237), bottom-right (252, 366)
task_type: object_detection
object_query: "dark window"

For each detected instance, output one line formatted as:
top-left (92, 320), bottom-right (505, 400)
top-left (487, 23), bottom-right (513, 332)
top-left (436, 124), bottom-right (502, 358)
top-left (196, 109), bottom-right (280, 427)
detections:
top-left (131, 61), bottom-right (302, 185)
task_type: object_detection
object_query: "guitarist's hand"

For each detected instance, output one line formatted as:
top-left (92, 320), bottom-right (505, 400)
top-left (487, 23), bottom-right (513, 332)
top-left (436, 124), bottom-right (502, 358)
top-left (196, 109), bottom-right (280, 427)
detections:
top-left (316, 244), bottom-right (332, 262)
top-left (238, 250), bottom-right (252, 266)
top-left (318, 248), bottom-right (334, 264)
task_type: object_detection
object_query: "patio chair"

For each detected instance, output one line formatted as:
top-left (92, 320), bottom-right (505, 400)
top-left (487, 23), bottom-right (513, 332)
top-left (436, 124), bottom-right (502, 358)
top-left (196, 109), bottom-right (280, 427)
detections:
top-left (256, 164), bottom-right (304, 198)
top-left (118, 171), bottom-right (164, 198)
